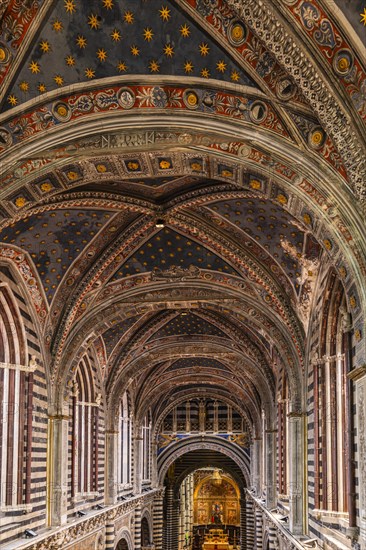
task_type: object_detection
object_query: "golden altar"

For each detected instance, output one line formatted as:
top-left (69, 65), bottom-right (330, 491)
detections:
top-left (202, 529), bottom-right (230, 550)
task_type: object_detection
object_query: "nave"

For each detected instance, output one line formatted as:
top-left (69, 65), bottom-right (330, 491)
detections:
top-left (0, 0), bottom-right (366, 549)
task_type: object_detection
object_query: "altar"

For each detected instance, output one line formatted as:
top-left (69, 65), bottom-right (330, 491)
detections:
top-left (202, 529), bottom-right (230, 550)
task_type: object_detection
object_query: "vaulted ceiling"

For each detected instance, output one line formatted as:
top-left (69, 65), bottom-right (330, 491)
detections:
top-left (0, 0), bottom-right (365, 431)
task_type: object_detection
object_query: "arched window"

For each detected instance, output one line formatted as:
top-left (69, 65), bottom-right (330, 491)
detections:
top-left (278, 373), bottom-right (289, 496)
top-left (118, 391), bottom-right (132, 487)
top-left (142, 411), bottom-right (151, 481)
top-left (314, 272), bottom-right (348, 512)
top-left (0, 284), bottom-right (29, 508)
top-left (71, 354), bottom-right (99, 497)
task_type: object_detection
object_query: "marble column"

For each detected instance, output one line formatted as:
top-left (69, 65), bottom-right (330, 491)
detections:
top-left (134, 426), bottom-right (143, 495)
top-left (153, 491), bottom-right (164, 550)
top-left (105, 430), bottom-right (118, 505)
top-left (239, 496), bottom-right (247, 550)
top-left (265, 430), bottom-right (277, 510)
top-left (349, 365), bottom-right (366, 549)
top-left (255, 507), bottom-right (263, 549)
top-left (252, 438), bottom-right (262, 496)
top-left (163, 485), bottom-right (174, 550)
top-left (47, 415), bottom-right (68, 527)
top-left (268, 524), bottom-right (278, 549)
top-left (105, 521), bottom-right (115, 550)
top-left (134, 504), bottom-right (142, 550)
top-left (287, 412), bottom-right (304, 535)
top-left (245, 497), bottom-right (254, 550)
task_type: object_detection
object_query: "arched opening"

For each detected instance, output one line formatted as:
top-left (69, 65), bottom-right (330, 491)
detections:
top-left (115, 538), bottom-right (129, 550)
top-left (160, 447), bottom-right (247, 550)
top-left (141, 516), bottom-right (151, 547)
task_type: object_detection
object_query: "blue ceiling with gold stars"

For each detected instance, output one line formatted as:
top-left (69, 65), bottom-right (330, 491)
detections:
top-left (150, 312), bottom-right (227, 340)
top-left (169, 357), bottom-right (229, 371)
top-left (110, 227), bottom-right (240, 281)
top-left (0, 209), bottom-right (114, 302)
top-left (102, 315), bottom-right (139, 356)
top-left (3, 0), bottom-right (258, 112)
top-left (206, 198), bottom-right (321, 292)
top-left (333, 0), bottom-right (366, 42)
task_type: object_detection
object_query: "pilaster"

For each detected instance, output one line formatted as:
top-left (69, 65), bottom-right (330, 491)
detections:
top-left (105, 430), bottom-right (118, 505)
top-left (265, 430), bottom-right (277, 509)
top-left (287, 412), bottom-right (305, 535)
top-left (47, 415), bottom-right (69, 527)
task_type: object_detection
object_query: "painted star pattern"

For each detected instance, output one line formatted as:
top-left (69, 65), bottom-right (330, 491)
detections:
top-left (6, 0), bottom-right (254, 109)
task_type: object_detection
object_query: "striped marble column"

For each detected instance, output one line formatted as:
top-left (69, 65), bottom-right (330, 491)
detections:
top-left (245, 498), bottom-right (255, 550)
top-left (255, 508), bottom-right (263, 549)
top-left (268, 524), bottom-right (278, 549)
top-left (105, 521), bottom-right (115, 550)
top-left (153, 492), bottom-right (164, 550)
top-left (163, 486), bottom-right (174, 550)
top-left (239, 497), bottom-right (246, 550)
top-left (171, 496), bottom-right (180, 550)
top-left (134, 505), bottom-right (142, 550)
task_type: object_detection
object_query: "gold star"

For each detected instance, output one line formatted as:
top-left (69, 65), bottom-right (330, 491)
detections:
top-left (180, 23), bottom-right (190, 37)
top-left (52, 19), bottom-right (63, 32)
top-left (184, 60), bottom-right (194, 73)
top-left (130, 45), bottom-right (140, 56)
top-left (65, 55), bottom-right (75, 66)
top-left (124, 11), bottom-right (134, 23)
top-left (361, 8), bottom-right (366, 25)
top-left (54, 74), bottom-right (64, 86)
top-left (216, 60), bottom-right (227, 73)
top-left (163, 43), bottom-right (174, 57)
top-left (159, 6), bottom-right (171, 21)
top-left (40, 40), bottom-right (51, 53)
top-left (88, 14), bottom-right (100, 30)
top-left (117, 61), bottom-right (127, 72)
top-left (29, 60), bottom-right (41, 74)
top-left (97, 48), bottom-right (107, 61)
top-left (231, 70), bottom-right (240, 82)
top-left (201, 68), bottom-right (210, 78)
top-left (149, 60), bottom-right (160, 73)
top-left (64, 0), bottom-right (76, 14)
top-left (76, 35), bottom-right (87, 48)
top-left (143, 27), bottom-right (154, 41)
top-left (111, 28), bottom-right (121, 41)
top-left (38, 83), bottom-right (47, 93)
top-left (85, 68), bottom-right (95, 78)
top-left (19, 81), bottom-right (29, 92)
top-left (199, 42), bottom-right (209, 56)
top-left (102, 0), bottom-right (113, 8)
top-left (8, 94), bottom-right (18, 106)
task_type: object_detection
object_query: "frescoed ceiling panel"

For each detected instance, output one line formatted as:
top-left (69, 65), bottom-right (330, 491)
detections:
top-left (2, 0), bottom-right (259, 112)
top-left (149, 312), bottom-right (227, 340)
top-left (0, 208), bottom-right (114, 302)
top-left (206, 198), bottom-right (321, 292)
top-left (102, 314), bottom-right (140, 356)
top-left (110, 227), bottom-right (241, 281)
top-left (333, 0), bottom-right (366, 42)
top-left (168, 357), bottom-right (230, 371)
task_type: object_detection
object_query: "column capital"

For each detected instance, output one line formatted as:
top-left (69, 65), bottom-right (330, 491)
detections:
top-left (287, 411), bottom-right (305, 418)
top-left (348, 364), bottom-right (366, 381)
top-left (48, 414), bottom-right (70, 421)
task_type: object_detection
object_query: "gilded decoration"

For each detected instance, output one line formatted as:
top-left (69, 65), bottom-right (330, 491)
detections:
top-left (194, 475), bottom-right (240, 526)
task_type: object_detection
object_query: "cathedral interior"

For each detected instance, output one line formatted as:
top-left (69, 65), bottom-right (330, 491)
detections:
top-left (0, 1), bottom-right (365, 549)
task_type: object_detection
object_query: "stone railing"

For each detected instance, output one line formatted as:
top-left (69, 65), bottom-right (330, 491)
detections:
top-left (5, 489), bottom-right (163, 550)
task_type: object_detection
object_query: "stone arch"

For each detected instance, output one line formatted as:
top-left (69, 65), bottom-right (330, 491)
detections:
top-left (115, 529), bottom-right (133, 550)
top-left (158, 436), bottom-right (250, 487)
top-left (141, 512), bottom-right (152, 546)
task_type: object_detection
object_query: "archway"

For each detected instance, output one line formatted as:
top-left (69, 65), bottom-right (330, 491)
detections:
top-left (115, 539), bottom-right (129, 550)
top-left (141, 516), bottom-right (151, 547)
top-left (160, 447), bottom-right (247, 550)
